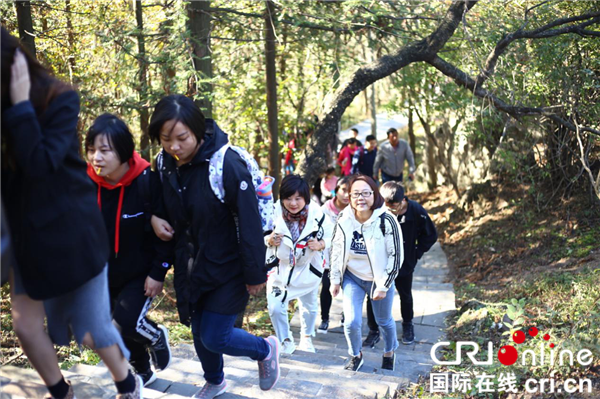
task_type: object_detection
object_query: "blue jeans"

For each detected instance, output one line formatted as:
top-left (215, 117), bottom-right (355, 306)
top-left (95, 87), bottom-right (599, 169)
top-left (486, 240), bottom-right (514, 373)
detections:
top-left (342, 271), bottom-right (398, 356)
top-left (381, 170), bottom-right (403, 184)
top-left (191, 308), bottom-right (270, 384)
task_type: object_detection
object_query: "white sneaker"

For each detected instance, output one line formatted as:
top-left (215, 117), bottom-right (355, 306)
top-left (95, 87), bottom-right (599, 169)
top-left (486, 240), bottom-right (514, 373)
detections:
top-left (298, 337), bottom-right (316, 353)
top-left (281, 339), bottom-right (296, 354)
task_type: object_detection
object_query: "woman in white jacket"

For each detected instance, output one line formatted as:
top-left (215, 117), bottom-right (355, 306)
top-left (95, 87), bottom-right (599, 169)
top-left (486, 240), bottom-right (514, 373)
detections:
top-left (330, 175), bottom-right (403, 372)
top-left (266, 175), bottom-right (333, 354)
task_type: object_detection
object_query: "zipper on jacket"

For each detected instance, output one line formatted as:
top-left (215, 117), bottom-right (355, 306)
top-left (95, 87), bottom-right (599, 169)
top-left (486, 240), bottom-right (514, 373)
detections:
top-left (361, 223), bottom-right (378, 299)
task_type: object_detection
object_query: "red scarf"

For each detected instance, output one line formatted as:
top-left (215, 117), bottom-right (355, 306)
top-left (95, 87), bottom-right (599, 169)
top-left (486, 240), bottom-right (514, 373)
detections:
top-left (87, 151), bottom-right (150, 257)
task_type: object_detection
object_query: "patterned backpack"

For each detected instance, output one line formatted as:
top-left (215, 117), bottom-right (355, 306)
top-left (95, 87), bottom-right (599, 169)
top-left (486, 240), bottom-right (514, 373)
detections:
top-left (208, 144), bottom-right (275, 234)
top-left (156, 145), bottom-right (275, 234)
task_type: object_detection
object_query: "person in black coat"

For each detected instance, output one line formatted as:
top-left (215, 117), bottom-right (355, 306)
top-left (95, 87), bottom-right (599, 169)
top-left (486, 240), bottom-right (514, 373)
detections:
top-left (85, 114), bottom-right (174, 386)
top-left (364, 182), bottom-right (438, 347)
top-left (1, 27), bottom-right (142, 398)
top-left (148, 95), bottom-right (280, 397)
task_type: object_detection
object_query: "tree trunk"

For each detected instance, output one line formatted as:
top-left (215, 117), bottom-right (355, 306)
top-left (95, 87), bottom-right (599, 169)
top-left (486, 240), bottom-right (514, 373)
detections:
top-left (15, 1), bottom-right (36, 58)
top-left (161, 0), bottom-right (176, 94)
top-left (296, 1), bottom-right (477, 185)
top-left (426, 125), bottom-right (437, 189)
top-left (187, 0), bottom-right (213, 118)
top-left (65, 0), bottom-right (76, 84)
top-left (407, 99), bottom-right (416, 155)
top-left (370, 83), bottom-right (377, 138)
top-left (135, 0), bottom-right (150, 161)
top-left (264, 0), bottom-right (281, 200)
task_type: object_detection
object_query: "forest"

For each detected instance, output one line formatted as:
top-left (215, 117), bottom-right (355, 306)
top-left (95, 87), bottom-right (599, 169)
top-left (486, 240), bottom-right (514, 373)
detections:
top-left (1, 1), bottom-right (599, 398)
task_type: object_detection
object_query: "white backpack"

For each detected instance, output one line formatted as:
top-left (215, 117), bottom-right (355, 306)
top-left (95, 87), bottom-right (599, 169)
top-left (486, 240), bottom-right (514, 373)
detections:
top-left (156, 145), bottom-right (275, 234)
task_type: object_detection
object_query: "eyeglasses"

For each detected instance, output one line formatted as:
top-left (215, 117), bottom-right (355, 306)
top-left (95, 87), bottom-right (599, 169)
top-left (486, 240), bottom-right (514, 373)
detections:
top-left (351, 190), bottom-right (373, 199)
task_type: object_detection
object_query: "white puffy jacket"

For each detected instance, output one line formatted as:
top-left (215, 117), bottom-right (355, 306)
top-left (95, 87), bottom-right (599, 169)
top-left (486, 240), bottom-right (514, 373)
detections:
top-left (330, 206), bottom-right (403, 295)
top-left (265, 201), bottom-right (334, 302)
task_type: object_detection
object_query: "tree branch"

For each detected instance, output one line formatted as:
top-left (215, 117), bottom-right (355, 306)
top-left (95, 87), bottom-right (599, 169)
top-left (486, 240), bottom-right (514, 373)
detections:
top-left (296, 0), bottom-right (478, 184)
top-left (476, 13), bottom-right (600, 86)
top-left (428, 55), bottom-right (600, 137)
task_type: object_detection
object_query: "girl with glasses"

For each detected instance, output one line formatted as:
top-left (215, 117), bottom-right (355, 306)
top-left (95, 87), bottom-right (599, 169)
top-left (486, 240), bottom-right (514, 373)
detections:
top-left (329, 175), bottom-right (403, 372)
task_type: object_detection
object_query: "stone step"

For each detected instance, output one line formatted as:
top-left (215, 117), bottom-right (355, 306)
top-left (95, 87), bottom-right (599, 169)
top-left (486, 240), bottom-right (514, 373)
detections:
top-left (0, 365), bottom-right (115, 399)
top-left (171, 344), bottom-right (406, 393)
top-left (67, 352), bottom-right (393, 399)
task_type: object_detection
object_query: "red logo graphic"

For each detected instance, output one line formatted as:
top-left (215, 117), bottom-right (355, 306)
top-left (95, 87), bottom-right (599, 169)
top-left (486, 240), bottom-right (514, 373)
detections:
top-left (497, 327), bottom-right (557, 365)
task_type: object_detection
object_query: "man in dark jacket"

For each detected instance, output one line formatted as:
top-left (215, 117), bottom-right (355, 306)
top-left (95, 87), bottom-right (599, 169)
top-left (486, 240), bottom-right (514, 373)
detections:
top-left (149, 95), bottom-right (280, 397)
top-left (364, 182), bottom-right (438, 347)
top-left (351, 134), bottom-right (378, 178)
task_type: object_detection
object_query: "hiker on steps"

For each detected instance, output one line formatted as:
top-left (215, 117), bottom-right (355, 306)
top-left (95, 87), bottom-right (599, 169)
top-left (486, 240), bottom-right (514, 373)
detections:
top-left (266, 175), bottom-right (333, 354)
top-left (148, 95), bottom-right (280, 399)
top-left (1, 27), bottom-right (143, 399)
top-left (330, 175), bottom-right (403, 372)
top-left (317, 176), bottom-right (351, 334)
top-left (363, 182), bottom-right (438, 347)
top-left (85, 114), bottom-right (174, 387)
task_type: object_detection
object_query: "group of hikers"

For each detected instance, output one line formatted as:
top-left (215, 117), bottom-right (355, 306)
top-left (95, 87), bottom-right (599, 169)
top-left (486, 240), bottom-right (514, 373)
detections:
top-left (1, 27), bottom-right (438, 399)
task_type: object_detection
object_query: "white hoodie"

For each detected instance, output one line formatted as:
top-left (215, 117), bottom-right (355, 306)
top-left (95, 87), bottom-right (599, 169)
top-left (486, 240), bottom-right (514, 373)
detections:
top-left (265, 200), bottom-right (334, 301)
top-left (330, 206), bottom-right (403, 295)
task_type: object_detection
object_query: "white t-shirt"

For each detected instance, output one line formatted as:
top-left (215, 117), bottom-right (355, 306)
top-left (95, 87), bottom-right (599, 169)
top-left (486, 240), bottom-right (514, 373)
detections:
top-left (346, 219), bottom-right (374, 281)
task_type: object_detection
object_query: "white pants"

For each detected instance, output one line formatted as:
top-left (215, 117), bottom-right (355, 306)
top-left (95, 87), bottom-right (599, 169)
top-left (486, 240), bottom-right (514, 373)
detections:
top-left (267, 286), bottom-right (319, 343)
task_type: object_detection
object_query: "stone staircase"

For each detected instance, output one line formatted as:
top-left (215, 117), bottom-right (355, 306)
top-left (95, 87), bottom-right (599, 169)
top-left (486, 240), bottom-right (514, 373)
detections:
top-left (1, 243), bottom-right (455, 399)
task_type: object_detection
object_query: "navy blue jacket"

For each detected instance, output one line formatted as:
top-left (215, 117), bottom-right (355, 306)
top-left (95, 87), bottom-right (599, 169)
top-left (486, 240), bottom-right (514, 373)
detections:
top-left (1, 91), bottom-right (109, 299)
top-left (158, 120), bottom-right (267, 324)
top-left (397, 199), bottom-right (438, 276)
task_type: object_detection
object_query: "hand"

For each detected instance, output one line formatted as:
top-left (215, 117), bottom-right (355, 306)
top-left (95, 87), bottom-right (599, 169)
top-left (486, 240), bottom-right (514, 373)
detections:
top-left (246, 283), bottom-right (266, 296)
top-left (330, 284), bottom-right (341, 297)
top-left (268, 232), bottom-right (282, 247)
top-left (151, 215), bottom-right (174, 241)
top-left (144, 276), bottom-right (164, 297)
top-left (10, 49), bottom-right (31, 105)
top-left (307, 238), bottom-right (323, 251)
top-left (408, 173), bottom-right (415, 182)
top-left (372, 291), bottom-right (386, 301)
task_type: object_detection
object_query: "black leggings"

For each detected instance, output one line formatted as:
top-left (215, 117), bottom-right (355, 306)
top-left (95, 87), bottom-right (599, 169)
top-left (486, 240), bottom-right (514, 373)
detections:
top-left (366, 272), bottom-right (414, 331)
top-left (110, 276), bottom-right (162, 370)
top-left (320, 269), bottom-right (332, 322)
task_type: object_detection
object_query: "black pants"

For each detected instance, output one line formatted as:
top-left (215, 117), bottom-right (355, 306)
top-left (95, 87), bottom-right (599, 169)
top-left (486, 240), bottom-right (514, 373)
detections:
top-left (320, 269), bottom-right (332, 322)
top-left (110, 276), bottom-right (161, 371)
top-left (367, 272), bottom-right (413, 331)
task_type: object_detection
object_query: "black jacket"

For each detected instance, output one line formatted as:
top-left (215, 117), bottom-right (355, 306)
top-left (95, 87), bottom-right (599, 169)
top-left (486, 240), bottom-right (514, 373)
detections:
top-left (159, 120), bottom-right (267, 324)
top-left (397, 199), bottom-right (438, 276)
top-left (1, 91), bottom-right (109, 299)
top-left (90, 166), bottom-right (173, 290)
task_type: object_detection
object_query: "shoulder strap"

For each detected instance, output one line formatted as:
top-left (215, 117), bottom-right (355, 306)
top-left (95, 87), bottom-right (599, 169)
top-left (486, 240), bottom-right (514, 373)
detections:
top-left (208, 144), bottom-right (230, 202)
top-left (380, 213), bottom-right (386, 236)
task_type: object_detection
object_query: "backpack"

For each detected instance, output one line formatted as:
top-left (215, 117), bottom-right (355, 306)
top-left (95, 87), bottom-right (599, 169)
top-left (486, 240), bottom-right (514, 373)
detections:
top-left (208, 144), bottom-right (275, 234)
top-left (156, 146), bottom-right (276, 234)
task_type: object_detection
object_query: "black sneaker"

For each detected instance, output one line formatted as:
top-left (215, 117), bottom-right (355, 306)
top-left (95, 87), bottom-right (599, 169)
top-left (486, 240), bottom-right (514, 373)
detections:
top-left (344, 354), bottom-right (364, 372)
top-left (136, 368), bottom-right (157, 387)
top-left (317, 320), bottom-right (329, 334)
top-left (149, 324), bottom-right (172, 370)
top-left (402, 322), bottom-right (415, 345)
top-left (362, 330), bottom-right (381, 348)
top-left (381, 353), bottom-right (395, 371)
